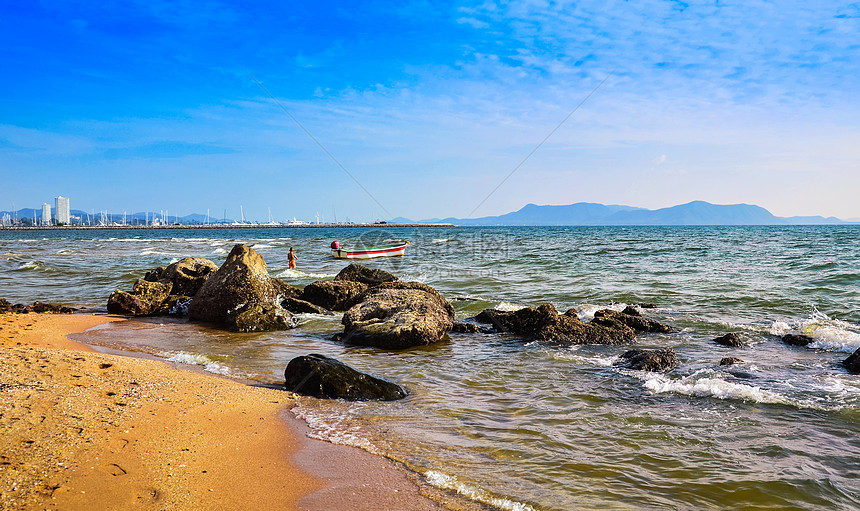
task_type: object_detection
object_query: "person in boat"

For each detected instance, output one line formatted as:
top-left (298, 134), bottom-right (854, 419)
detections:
top-left (288, 247), bottom-right (298, 269)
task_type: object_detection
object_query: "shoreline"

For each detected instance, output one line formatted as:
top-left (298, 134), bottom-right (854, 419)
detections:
top-left (0, 313), bottom-right (456, 510)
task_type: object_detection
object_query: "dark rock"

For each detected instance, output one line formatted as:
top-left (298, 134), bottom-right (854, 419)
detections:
top-left (189, 244), bottom-right (290, 324)
top-left (713, 333), bottom-right (744, 348)
top-left (300, 280), bottom-right (368, 311)
top-left (282, 297), bottom-right (332, 315)
top-left (226, 302), bottom-right (297, 333)
top-left (476, 304), bottom-right (636, 345)
top-left (157, 257), bottom-right (219, 297)
top-left (782, 334), bottom-right (815, 347)
top-left (0, 298), bottom-right (75, 314)
top-left (333, 263), bottom-right (399, 286)
top-left (144, 266), bottom-right (166, 282)
top-left (843, 348), bottom-right (860, 374)
top-left (615, 349), bottom-right (678, 372)
top-left (591, 309), bottom-right (675, 334)
top-left (284, 354), bottom-right (407, 401)
top-left (340, 281), bottom-right (455, 349)
top-left (638, 303), bottom-right (658, 309)
top-left (719, 357), bottom-right (744, 366)
top-left (272, 278), bottom-right (302, 300)
top-left (107, 290), bottom-right (157, 316)
top-left (451, 321), bottom-right (493, 334)
top-left (622, 305), bottom-right (642, 317)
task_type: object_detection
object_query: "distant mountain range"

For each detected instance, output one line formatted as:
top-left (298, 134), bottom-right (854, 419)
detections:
top-left (393, 201), bottom-right (852, 226)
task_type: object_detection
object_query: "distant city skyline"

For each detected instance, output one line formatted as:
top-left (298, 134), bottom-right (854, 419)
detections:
top-left (2, 2), bottom-right (859, 221)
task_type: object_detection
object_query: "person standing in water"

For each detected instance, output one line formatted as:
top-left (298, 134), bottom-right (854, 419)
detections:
top-left (288, 247), bottom-right (297, 269)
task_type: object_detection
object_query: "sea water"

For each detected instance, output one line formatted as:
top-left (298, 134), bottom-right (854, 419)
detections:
top-left (1, 225), bottom-right (858, 510)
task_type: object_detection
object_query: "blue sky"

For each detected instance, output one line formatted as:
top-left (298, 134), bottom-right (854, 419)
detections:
top-left (2, 0), bottom-right (859, 222)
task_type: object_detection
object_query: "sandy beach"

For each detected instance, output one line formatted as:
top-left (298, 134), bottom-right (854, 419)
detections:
top-left (0, 313), bottom-right (453, 511)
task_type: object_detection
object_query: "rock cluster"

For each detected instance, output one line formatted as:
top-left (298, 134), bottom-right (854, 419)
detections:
top-left (107, 257), bottom-right (218, 316)
top-left (0, 298), bottom-right (75, 314)
top-left (473, 304), bottom-right (675, 345)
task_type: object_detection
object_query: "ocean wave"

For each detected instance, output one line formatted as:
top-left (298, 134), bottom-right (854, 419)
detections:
top-left (291, 405), bottom-right (381, 455)
top-left (424, 470), bottom-right (536, 511)
top-left (550, 348), bottom-right (618, 367)
top-left (139, 248), bottom-right (171, 256)
top-left (212, 248), bottom-right (228, 255)
top-left (575, 302), bottom-right (626, 321)
top-left (642, 369), bottom-right (790, 405)
top-left (163, 351), bottom-right (232, 375)
top-left (16, 260), bottom-right (47, 272)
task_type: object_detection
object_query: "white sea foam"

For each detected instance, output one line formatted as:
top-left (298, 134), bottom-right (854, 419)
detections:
top-left (769, 320), bottom-right (792, 336)
top-left (424, 470), bottom-right (536, 511)
top-left (251, 243), bottom-right (275, 249)
top-left (642, 369), bottom-right (789, 405)
top-left (575, 303), bottom-right (626, 321)
top-left (494, 301), bottom-right (527, 312)
top-left (212, 247), bottom-right (228, 255)
top-left (16, 261), bottom-right (45, 271)
top-left (551, 349), bottom-right (618, 367)
top-left (140, 248), bottom-right (170, 256)
top-left (164, 352), bottom-right (232, 375)
top-left (275, 268), bottom-right (336, 279)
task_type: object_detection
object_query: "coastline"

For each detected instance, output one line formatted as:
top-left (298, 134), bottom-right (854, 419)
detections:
top-left (0, 313), bottom-right (453, 510)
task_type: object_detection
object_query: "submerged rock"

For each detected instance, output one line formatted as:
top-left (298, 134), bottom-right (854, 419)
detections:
top-left (475, 304), bottom-right (636, 345)
top-left (451, 321), bottom-right (493, 334)
top-left (719, 357), bottom-right (744, 366)
top-left (591, 308), bottom-right (676, 334)
top-left (615, 349), bottom-right (679, 372)
top-left (340, 281), bottom-right (455, 349)
top-left (299, 280), bottom-right (368, 311)
top-left (282, 297), bottom-right (332, 315)
top-left (226, 302), bottom-right (297, 333)
top-left (713, 332), bottom-right (744, 348)
top-left (189, 244), bottom-right (299, 324)
top-left (843, 348), bottom-right (860, 374)
top-left (333, 263), bottom-right (399, 286)
top-left (782, 334), bottom-right (815, 347)
top-left (284, 354), bottom-right (407, 401)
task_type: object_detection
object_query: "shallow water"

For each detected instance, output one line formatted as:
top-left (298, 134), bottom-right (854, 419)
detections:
top-left (3, 225), bottom-right (860, 510)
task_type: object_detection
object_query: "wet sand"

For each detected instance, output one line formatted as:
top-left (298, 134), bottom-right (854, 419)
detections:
top-left (0, 313), bottom-right (454, 510)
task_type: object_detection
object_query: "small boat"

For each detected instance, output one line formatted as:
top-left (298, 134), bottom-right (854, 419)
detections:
top-left (331, 241), bottom-right (409, 259)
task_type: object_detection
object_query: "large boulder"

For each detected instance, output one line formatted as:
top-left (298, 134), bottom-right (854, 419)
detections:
top-left (334, 263), bottom-right (399, 286)
top-left (299, 280), bottom-right (368, 311)
top-left (340, 281), bottom-right (455, 349)
top-left (591, 308), bottom-right (675, 334)
top-left (189, 244), bottom-right (298, 324)
top-left (284, 354), bottom-right (407, 401)
top-left (843, 348), bottom-right (860, 374)
top-left (106, 279), bottom-right (172, 316)
top-left (151, 257), bottom-right (219, 297)
top-left (615, 349), bottom-right (679, 372)
top-left (282, 297), bottom-right (332, 315)
top-left (475, 304), bottom-right (636, 345)
top-left (226, 302), bottom-right (297, 333)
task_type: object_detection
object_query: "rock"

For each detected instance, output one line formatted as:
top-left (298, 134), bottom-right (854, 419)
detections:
top-left (719, 357), bottom-right (744, 366)
top-left (638, 303), bottom-right (658, 309)
top-left (475, 304), bottom-right (636, 345)
top-left (300, 280), bottom-right (369, 311)
top-left (284, 354), bottom-right (407, 401)
top-left (591, 308), bottom-right (675, 334)
top-left (189, 244), bottom-right (293, 324)
top-left (282, 297), bottom-right (332, 315)
top-left (782, 334), bottom-right (814, 347)
top-left (333, 263), bottom-right (399, 286)
top-left (156, 257), bottom-right (219, 296)
top-left (615, 349), bottom-right (678, 372)
top-left (226, 302), bottom-right (297, 333)
top-left (340, 281), bottom-right (455, 349)
top-left (843, 348), bottom-right (860, 374)
top-left (133, 278), bottom-right (173, 305)
top-left (107, 290), bottom-right (157, 315)
top-left (622, 305), bottom-right (642, 317)
top-left (713, 333), bottom-right (744, 348)
top-left (451, 321), bottom-right (493, 334)
top-left (0, 298), bottom-right (75, 314)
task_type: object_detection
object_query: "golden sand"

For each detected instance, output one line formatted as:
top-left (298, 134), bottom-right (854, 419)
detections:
top-left (0, 313), bottom-right (319, 510)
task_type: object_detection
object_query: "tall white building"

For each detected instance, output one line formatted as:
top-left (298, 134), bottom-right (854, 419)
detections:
top-left (41, 203), bottom-right (51, 226)
top-left (54, 196), bottom-right (70, 225)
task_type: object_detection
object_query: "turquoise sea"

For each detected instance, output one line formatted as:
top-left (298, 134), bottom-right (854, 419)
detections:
top-left (1, 225), bottom-right (859, 510)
